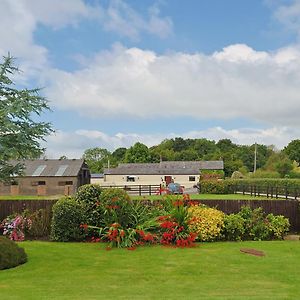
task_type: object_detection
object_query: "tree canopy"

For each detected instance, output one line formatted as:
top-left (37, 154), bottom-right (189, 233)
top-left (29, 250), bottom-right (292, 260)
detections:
top-left (0, 56), bottom-right (53, 181)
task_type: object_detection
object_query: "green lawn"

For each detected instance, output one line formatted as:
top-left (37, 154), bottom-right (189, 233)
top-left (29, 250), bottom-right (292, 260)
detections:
top-left (132, 193), bottom-right (274, 201)
top-left (1, 241), bottom-right (299, 299)
top-left (0, 195), bottom-right (59, 200)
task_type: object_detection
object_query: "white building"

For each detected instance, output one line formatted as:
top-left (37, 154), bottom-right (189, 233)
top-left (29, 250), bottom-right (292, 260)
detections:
top-left (91, 161), bottom-right (223, 189)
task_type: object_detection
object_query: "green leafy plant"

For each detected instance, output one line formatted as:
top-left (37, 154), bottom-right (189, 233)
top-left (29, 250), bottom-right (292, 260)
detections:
top-left (0, 236), bottom-right (27, 270)
top-left (50, 197), bottom-right (86, 242)
top-left (222, 213), bottom-right (245, 241)
top-left (188, 205), bottom-right (225, 241)
top-left (265, 214), bottom-right (290, 239)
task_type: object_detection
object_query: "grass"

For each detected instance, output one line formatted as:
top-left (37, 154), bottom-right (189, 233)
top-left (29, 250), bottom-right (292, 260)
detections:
top-left (132, 193), bottom-right (274, 201)
top-left (0, 195), bottom-right (59, 200)
top-left (1, 241), bottom-right (300, 299)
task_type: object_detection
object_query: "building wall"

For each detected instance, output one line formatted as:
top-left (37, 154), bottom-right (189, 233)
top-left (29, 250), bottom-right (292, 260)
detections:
top-left (0, 176), bottom-right (79, 196)
top-left (90, 177), bottom-right (105, 185)
top-left (102, 174), bottom-right (200, 188)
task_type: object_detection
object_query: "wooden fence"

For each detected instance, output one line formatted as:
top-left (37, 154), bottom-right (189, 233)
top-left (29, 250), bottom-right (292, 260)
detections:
top-left (1, 198), bottom-right (299, 231)
top-left (231, 184), bottom-right (300, 200)
top-left (0, 200), bottom-right (57, 221)
top-left (101, 184), bottom-right (162, 196)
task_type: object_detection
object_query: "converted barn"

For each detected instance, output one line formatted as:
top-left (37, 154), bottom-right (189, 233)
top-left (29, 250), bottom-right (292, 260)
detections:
top-left (0, 159), bottom-right (90, 196)
top-left (94, 160), bottom-right (223, 188)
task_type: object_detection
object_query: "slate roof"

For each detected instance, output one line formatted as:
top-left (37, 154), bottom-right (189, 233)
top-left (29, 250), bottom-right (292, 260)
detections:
top-left (104, 161), bottom-right (223, 175)
top-left (11, 159), bottom-right (86, 177)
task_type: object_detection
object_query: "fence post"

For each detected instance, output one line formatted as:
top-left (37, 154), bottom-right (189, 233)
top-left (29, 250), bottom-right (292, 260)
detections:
top-left (285, 186), bottom-right (288, 200)
top-left (270, 186), bottom-right (273, 198)
top-left (139, 185), bottom-right (141, 196)
top-left (266, 186), bottom-right (269, 198)
top-left (242, 185), bottom-right (245, 195)
top-left (276, 187), bottom-right (278, 199)
top-left (149, 185), bottom-right (151, 196)
top-left (159, 184), bottom-right (162, 195)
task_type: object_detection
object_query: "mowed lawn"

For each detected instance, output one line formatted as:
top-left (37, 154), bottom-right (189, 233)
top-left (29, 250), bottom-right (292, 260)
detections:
top-left (1, 241), bottom-right (299, 299)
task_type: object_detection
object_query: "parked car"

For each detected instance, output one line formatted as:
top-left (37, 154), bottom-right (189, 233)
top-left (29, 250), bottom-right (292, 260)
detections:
top-left (167, 183), bottom-right (184, 194)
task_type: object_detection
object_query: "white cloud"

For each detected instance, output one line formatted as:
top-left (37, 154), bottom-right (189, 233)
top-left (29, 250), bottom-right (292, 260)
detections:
top-left (45, 43), bottom-right (300, 127)
top-left (0, 0), bottom-right (99, 81)
top-left (103, 0), bottom-right (173, 40)
top-left (43, 126), bottom-right (297, 158)
top-left (273, 0), bottom-right (300, 35)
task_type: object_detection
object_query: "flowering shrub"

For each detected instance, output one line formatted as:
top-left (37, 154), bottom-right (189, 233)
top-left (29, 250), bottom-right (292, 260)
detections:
top-left (188, 206), bottom-right (225, 241)
top-left (1, 214), bottom-right (32, 241)
top-left (86, 222), bottom-right (157, 249)
top-left (158, 216), bottom-right (196, 247)
top-left (157, 196), bottom-right (197, 247)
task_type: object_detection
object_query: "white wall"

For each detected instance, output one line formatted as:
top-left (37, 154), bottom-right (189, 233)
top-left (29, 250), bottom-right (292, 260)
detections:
top-left (101, 174), bottom-right (199, 188)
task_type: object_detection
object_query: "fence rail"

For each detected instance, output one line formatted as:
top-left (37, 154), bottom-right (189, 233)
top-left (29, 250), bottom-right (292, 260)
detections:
top-left (231, 184), bottom-right (300, 200)
top-left (101, 184), bottom-right (162, 196)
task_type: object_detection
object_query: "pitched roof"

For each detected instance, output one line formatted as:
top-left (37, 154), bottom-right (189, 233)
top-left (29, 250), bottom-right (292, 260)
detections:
top-left (104, 160), bottom-right (223, 175)
top-left (11, 159), bottom-right (87, 177)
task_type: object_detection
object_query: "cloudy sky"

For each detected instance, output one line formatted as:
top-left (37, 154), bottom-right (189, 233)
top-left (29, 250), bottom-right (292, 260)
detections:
top-left (1, 0), bottom-right (300, 157)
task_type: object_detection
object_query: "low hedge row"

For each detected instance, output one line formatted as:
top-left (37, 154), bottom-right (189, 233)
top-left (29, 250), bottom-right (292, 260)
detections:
top-left (199, 179), bottom-right (300, 194)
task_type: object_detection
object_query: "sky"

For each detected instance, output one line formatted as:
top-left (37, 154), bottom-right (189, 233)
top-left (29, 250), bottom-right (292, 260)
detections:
top-left (1, 0), bottom-right (300, 158)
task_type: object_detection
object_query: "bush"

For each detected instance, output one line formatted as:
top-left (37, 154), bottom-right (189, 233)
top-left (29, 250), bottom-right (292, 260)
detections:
top-left (1, 214), bottom-right (32, 241)
top-left (0, 236), bottom-right (27, 270)
top-left (222, 214), bottom-right (245, 241)
top-left (75, 184), bottom-right (102, 206)
top-left (266, 214), bottom-right (290, 239)
top-left (199, 180), bottom-right (233, 194)
top-left (188, 205), bottom-right (225, 241)
top-left (50, 197), bottom-right (86, 242)
top-left (99, 188), bottom-right (135, 228)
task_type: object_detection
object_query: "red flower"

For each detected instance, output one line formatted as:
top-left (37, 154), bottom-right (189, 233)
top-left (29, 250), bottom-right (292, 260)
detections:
top-left (80, 224), bottom-right (88, 230)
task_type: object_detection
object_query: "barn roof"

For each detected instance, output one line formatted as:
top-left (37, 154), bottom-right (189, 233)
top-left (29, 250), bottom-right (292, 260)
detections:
top-left (104, 160), bottom-right (223, 175)
top-left (11, 159), bottom-right (87, 177)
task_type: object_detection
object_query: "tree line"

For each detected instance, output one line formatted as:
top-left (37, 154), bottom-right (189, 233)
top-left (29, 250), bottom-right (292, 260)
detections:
top-left (82, 138), bottom-right (300, 178)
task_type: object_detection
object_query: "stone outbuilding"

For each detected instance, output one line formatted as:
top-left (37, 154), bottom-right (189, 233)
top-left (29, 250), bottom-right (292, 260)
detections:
top-left (0, 159), bottom-right (90, 196)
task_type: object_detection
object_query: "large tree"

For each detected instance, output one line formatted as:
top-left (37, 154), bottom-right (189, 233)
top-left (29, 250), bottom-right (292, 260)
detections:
top-left (284, 139), bottom-right (300, 164)
top-left (0, 56), bottom-right (53, 181)
top-left (83, 147), bottom-right (111, 173)
top-left (125, 142), bottom-right (151, 163)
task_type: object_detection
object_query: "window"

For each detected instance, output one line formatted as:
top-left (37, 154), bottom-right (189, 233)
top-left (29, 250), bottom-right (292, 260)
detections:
top-left (126, 176), bottom-right (136, 182)
top-left (189, 176), bottom-right (196, 182)
top-left (31, 181), bottom-right (46, 186)
top-left (58, 181), bottom-right (73, 186)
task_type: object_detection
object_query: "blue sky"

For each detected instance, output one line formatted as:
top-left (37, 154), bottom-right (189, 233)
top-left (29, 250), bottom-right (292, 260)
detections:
top-left (1, 0), bottom-right (300, 157)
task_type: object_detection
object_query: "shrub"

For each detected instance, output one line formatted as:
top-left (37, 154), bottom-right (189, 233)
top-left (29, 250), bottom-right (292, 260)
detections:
top-left (222, 214), bottom-right (245, 241)
top-left (50, 197), bottom-right (86, 242)
top-left (236, 206), bottom-right (290, 241)
top-left (0, 236), bottom-right (27, 270)
top-left (1, 214), bottom-right (32, 241)
top-left (199, 180), bottom-right (234, 194)
top-left (188, 206), bottom-right (225, 241)
top-left (157, 197), bottom-right (197, 247)
top-left (266, 214), bottom-right (290, 239)
top-left (75, 184), bottom-right (102, 206)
